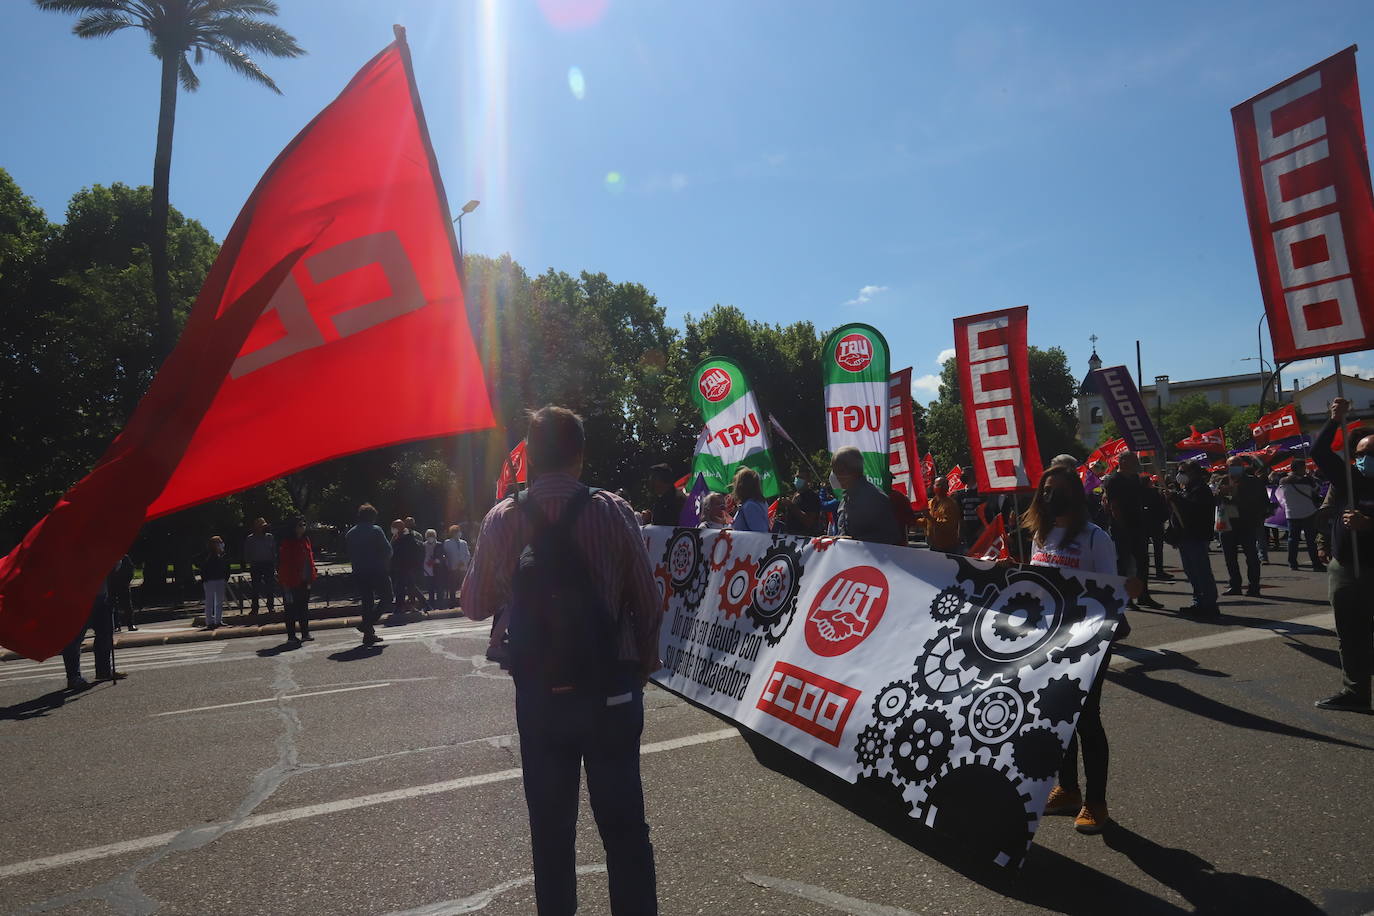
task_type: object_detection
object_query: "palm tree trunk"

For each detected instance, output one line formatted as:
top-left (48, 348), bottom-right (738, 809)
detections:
top-left (150, 53), bottom-right (179, 362)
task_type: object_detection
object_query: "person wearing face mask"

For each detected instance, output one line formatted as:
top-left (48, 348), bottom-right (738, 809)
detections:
top-left (1022, 465), bottom-right (1134, 835)
top-left (1311, 398), bottom-right (1374, 712)
top-left (830, 447), bottom-right (904, 546)
top-left (1103, 452), bottom-right (1164, 611)
top-left (1278, 458), bottom-right (1325, 572)
top-left (1166, 460), bottom-right (1220, 617)
top-left (1217, 456), bottom-right (1269, 598)
top-left (197, 535), bottom-right (232, 630)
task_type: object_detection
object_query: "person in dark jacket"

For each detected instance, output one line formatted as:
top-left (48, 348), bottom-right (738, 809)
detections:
top-left (243, 517), bottom-right (277, 619)
top-left (644, 464), bottom-right (685, 526)
top-left (1217, 455), bottom-right (1269, 597)
top-left (110, 554), bottom-right (137, 632)
top-left (345, 503), bottom-right (393, 645)
top-left (62, 566), bottom-right (125, 690)
top-left (1167, 460), bottom-right (1219, 617)
top-left (831, 447), bottom-right (904, 546)
top-left (1311, 398), bottom-right (1374, 712)
top-left (278, 518), bottom-right (316, 644)
top-left (198, 536), bottom-right (232, 630)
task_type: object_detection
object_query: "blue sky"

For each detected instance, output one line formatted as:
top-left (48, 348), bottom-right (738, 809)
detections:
top-left (4, 0), bottom-right (1374, 402)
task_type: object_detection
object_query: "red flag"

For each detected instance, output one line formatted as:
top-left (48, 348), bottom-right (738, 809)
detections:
top-left (0, 34), bottom-right (495, 660)
top-left (945, 465), bottom-right (967, 493)
top-left (921, 453), bottom-right (936, 489)
top-left (1251, 405), bottom-right (1301, 444)
top-left (953, 307), bottom-right (1042, 492)
top-left (968, 507), bottom-right (1009, 562)
top-left (496, 440), bottom-right (528, 500)
top-left (1175, 426), bottom-right (1227, 453)
top-left (767, 499), bottom-right (780, 526)
top-left (888, 369), bottom-right (929, 512)
top-left (1233, 47), bottom-right (1374, 363)
top-left (1331, 419), bottom-right (1368, 452)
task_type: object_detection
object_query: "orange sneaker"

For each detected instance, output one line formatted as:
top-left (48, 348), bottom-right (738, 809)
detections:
top-left (1044, 785), bottom-right (1083, 816)
top-left (1074, 802), bottom-right (1109, 834)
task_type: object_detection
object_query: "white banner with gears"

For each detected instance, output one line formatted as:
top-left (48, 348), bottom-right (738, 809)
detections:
top-left (644, 526), bottom-right (1126, 868)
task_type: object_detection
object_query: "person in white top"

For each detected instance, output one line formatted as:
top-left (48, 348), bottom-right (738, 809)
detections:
top-left (442, 525), bottom-right (472, 608)
top-left (1278, 458), bottom-right (1325, 572)
top-left (1020, 465), bottom-right (1137, 837)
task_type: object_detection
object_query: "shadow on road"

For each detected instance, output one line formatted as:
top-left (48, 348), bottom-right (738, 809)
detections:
top-left (327, 645), bottom-right (385, 662)
top-left (1101, 824), bottom-right (1322, 914)
top-left (0, 684), bottom-right (98, 722)
top-left (255, 641), bottom-right (303, 658)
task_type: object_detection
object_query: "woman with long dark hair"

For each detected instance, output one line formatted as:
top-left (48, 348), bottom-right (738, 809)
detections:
top-left (1020, 465), bottom-right (1132, 835)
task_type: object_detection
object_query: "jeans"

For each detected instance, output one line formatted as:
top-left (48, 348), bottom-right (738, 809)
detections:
top-left (353, 570), bottom-right (392, 637)
top-left (285, 585), bottom-right (311, 639)
top-left (249, 562), bottom-right (276, 613)
top-left (1288, 515), bottom-right (1321, 568)
top-left (1177, 537), bottom-right (1218, 609)
top-left (515, 685), bottom-right (657, 916)
top-left (1220, 524), bottom-right (1261, 590)
top-left (1060, 648), bottom-right (1111, 804)
top-left (1329, 559), bottom-right (1373, 698)
top-left (62, 597), bottom-right (115, 681)
top-left (203, 579), bottom-right (227, 626)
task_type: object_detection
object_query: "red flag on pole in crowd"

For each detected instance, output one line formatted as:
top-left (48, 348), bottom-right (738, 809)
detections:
top-left (888, 369), bottom-right (929, 512)
top-left (953, 307), bottom-right (1042, 492)
top-left (968, 505), bottom-right (1010, 562)
top-left (1251, 405), bottom-right (1301, 444)
top-left (1175, 426), bottom-right (1227, 453)
top-left (921, 453), bottom-right (936, 490)
top-left (1331, 419), bottom-right (1370, 452)
top-left (0, 31), bottom-right (495, 661)
top-left (767, 499), bottom-right (780, 527)
top-left (496, 440), bottom-right (528, 500)
top-left (1233, 47), bottom-right (1374, 363)
top-left (945, 465), bottom-right (967, 493)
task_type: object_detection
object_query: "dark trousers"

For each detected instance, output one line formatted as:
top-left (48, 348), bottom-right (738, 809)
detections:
top-left (249, 562), bottom-right (276, 613)
top-left (62, 598), bottom-right (115, 681)
top-left (1220, 524), bottom-right (1261, 589)
top-left (110, 581), bottom-right (135, 629)
top-left (1177, 537), bottom-right (1219, 609)
top-left (285, 585), bottom-right (310, 639)
top-left (515, 687), bottom-right (657, 916)
top-left (1151, 534), bottom-right (1166, 574)
top-left (353, 570), bottom-right (392, 637)
top-left (1060, 649), bottom-right (1111, 804)
top-left (390, 570), bottom-right (428, 612)
top-left (1288, 516), bottom-right (1321, 568)
top-left (1114, 531), bottom-right (1151, 599)
top-left (1329, 559), bottom-right (1373, 698)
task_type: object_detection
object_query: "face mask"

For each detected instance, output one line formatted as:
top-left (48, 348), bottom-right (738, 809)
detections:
top-left (1357, 455), bottom-right (1374, 478)
top-left (793, 477), bottom-right (806, 490)
top-left (1175, 473), bottom-right (1189, 487)
top-left (1227, 466), bottom-right (1244, 479)
top-left (829, 471), bottom-right (842, 491)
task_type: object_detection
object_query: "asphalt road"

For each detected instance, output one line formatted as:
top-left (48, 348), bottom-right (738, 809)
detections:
top-left (1, 553), bottom-right (1372, 916)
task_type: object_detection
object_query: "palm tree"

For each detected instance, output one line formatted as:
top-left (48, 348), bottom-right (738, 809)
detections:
top-left (35, 1), bottom-right (304, 359)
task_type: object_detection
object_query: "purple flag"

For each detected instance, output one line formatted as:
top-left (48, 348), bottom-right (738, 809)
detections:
top-left (678, 473), bottom-right (710, 527)
top-left (1089, 365), bottom-right (1164, 454)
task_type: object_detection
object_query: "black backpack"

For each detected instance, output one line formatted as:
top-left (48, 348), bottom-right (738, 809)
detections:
top-left (506, 487), bottom-right (619, 694)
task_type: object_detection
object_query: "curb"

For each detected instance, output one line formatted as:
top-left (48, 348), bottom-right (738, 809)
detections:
top-left (0, 609), bottom-right (470, 661)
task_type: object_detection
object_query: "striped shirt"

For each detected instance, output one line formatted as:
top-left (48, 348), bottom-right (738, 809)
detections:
top-left (461, 472), bottom-right (662, 674)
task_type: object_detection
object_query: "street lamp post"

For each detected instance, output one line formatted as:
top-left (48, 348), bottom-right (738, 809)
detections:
top-left (453, 199), bottom-right (480, 258)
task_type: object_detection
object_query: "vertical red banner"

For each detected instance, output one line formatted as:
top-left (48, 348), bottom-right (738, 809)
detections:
top-left (953, 307), bottom-right (1042, 493)
top-left (1233, 46), bottom-right (1374, 362)
top-left (887, 369), bottom-right (928, 511)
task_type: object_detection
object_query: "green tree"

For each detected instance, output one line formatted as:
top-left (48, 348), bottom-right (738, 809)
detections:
top-left (35, 0), bottom-right (303, 358)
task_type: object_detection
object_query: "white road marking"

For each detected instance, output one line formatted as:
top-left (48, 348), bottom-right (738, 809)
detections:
top-left (1111, 612), bottom-right (1332, 668)
top-left (153, 683), bottom-right (396, 717)
top-left (0, 727), bottom-right (741, 880)
top-left (380, 865), bottom-right (607, 915)
top-left (744, 872), bottom-right (918, 915)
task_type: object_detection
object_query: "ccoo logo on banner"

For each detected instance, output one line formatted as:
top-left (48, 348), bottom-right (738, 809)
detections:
top-left (646, 526), bottom-right (1125, 868)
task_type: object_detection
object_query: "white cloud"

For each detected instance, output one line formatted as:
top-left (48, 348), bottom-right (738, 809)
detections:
top-left (912, 373), bottom-right (942, 396)
top-left (844, 284), bottom-right (888, 306)
top-left (937, 348), bottom-right (956, 365)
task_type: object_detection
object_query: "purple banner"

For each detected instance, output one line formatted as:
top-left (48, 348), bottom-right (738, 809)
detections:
top-left (1089, 366), bottom-right (1164, 454)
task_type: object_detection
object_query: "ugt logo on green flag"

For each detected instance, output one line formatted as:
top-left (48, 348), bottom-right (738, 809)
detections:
top-left (822, 323), bottom-right (891, 493)
top-left (690, 357), bottom-right (781, 499)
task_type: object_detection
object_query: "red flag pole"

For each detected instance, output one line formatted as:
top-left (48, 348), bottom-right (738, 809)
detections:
top-left (1334, 354), bottom-right (1362, 569)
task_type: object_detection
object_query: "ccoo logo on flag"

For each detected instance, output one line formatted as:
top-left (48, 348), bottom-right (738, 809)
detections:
top-left (699, 367), bottom-right (733, 402)
top-left (804, 566), bottom-right (888, 657)
top-left (835, 333), bottom-right (873, 372)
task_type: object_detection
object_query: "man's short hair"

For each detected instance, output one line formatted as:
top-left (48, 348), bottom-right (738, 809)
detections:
top-left (832, 446), bottom-right (865, 477)
top-left (526, 405), bottom-right (585, 474)
top-left (648, 463), bottom-right (674, 484)
top-left (358, 503), bottom-right (378, 524)
top-left (1050, 454), bottom-right (1079, 470)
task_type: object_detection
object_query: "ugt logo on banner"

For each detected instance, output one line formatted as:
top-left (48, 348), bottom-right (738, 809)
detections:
top-left (805, 567), bottom-right (889, 657)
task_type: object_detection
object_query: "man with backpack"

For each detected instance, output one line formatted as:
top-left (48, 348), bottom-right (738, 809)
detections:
top-left (462, 406), bottom-right (662, 915)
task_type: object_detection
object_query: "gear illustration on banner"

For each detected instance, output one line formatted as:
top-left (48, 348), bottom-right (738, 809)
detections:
top-left (990, 593), bottom-right (1045, 642)
top-left (708, 530), bottom-right (735, 572)
top-left (1050, 580), bottom-right (1121, 666)
top-left (855, 724), bottom-right (886, 770)
top-left (661, 528), bottom-right (708, 609)
top-left (889, 708), bottom-right (954, 785)
top-left (930, 585), bottom-right (968, 623)
top-left (872, 680), bottom-right (915, 723)
top-left (746, 539), bottom-right (804, 646)
top-left (651, 564), bottom-right (673, 615)
top-left (1035, 673), bottom-right (1089, 726)
top-left (913, 628), bottom-right (981, 699)
top-left (717, 557), bottom-right (756, 620)
top-left (963, 684), bottom-right (1030, 747)
top-left (914, 749), bottom-right (1039, 869)
top-left (1011, 726), bottom-right (1064, 782)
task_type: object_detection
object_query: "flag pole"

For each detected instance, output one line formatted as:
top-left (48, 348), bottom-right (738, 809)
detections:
top-left (1333, 354), bottom-right (1361, 569)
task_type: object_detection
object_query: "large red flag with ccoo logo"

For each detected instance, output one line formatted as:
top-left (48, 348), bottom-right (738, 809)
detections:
top-left (1233, 47), bottom-right (1374, 363)
top-left (953, 306), bottom-right (1042, 492)
top-left (0, 31), bottom-right (495, 660)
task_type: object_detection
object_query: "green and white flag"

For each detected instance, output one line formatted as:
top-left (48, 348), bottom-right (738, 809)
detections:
top-left (690, 357), bottom-right (781, 498)
top-left (821, 323), bottom-right (891, 492)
